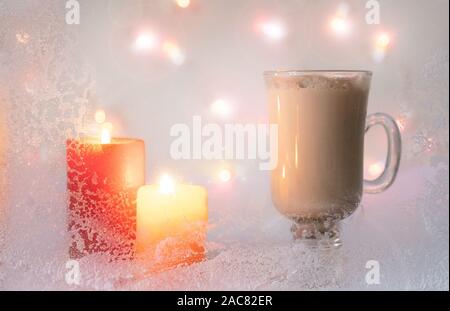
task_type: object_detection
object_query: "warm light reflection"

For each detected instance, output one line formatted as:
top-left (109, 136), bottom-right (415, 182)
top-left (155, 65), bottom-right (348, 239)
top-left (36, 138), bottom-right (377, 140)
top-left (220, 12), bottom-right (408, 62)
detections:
top-left (376, 33), bottom-right (391, 50)
top-left (373, 33), bottom-right (392, 62)
top-left (426, 137), bottom-right (434, 152)
top-left (103, 122), bottom-right (113, 132)
top-left (16, 32), bottom-right (30, 44)
top-left (368, 162), bottom-right (384, 178)
top-left (396, 117), bottom-right (406, 132)
top-left (159, 174), bottom-right (176, 194)
top-left (329, 3), bottom-right (351, 37)
top-left (276, 96), bottom-right (281, 118)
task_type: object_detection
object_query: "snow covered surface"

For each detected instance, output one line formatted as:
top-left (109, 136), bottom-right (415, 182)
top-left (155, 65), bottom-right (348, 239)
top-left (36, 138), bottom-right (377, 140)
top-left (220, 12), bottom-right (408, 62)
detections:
top-left (0, 0), bottom-right (448, 290)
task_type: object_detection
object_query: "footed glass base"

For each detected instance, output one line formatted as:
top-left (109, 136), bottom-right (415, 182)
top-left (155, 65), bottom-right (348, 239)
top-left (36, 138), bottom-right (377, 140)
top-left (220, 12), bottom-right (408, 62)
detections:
top-left (291, 221), bottom-right (342, 248)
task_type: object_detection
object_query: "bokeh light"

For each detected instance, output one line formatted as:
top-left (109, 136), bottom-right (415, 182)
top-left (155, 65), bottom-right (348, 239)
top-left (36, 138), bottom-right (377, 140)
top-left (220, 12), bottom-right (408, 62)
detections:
top-left (163, 41), bottom-right (185, 65)
top-left (376, 33), bottom-right (391, 50)
top-left (133, 32), bottom-right (158, 52)
top-left (258, 19), bottom-right (286, 42)
top-left (330, 16), bottom-right (351, 36)
top-left (218, 168), bottom-right (232, 183)
top-left (373, 32), bottom-right (392, 62)
top-left (211, 98), bottom-right (232, 118)
top-left (95, 109), bottom-right (106, 124)
top-left (16, 32), bottom-right (30, 44)
top-left (396, 117), bottom-right (407, 132)
top-left (329, 3), bottom-right (351, 37)
top-left (175, 0), bottom-right (190, 9)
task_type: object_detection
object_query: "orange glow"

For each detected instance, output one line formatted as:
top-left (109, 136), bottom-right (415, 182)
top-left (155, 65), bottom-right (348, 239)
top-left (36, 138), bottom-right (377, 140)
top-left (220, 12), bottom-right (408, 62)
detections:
top-left (16, 32), bottom-right (30, 44)
top-left (376, 33), bottom-right (391, 50)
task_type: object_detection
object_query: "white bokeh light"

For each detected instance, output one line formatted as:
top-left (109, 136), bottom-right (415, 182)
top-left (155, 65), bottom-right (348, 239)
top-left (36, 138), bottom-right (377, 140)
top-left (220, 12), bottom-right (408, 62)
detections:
top-left (163, 41), bottom-right (185, 66)
top-left (330, 16), bottom-right (351, 36)
top-left (95, 109), bottom-right (106, 124)
top-left (133, 32), bottom-right (158, 52)
top-left (259, 19), bottom-right (286, 41)
top-left (211, 98), bottom-right (233, 118)
top-left (218, 168), bottom-right (232, 183)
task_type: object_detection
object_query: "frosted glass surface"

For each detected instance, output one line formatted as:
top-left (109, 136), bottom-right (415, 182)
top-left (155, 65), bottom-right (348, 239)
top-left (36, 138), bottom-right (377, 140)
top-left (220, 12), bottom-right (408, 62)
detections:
top-left (0, 0), bottom-right (448, 290)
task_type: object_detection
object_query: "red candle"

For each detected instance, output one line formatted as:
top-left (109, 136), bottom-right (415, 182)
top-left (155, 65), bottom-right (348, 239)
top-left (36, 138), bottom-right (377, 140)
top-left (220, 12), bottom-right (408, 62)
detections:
top-left (66, 136), bottom-right (145, 260)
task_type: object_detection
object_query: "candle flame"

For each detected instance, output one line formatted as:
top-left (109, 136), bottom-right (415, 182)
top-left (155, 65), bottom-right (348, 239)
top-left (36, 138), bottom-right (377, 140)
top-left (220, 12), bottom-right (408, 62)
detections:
top-left (159, 174), bottom-right (175, 195)
top-left (101, 127), bottom-right (111, 144)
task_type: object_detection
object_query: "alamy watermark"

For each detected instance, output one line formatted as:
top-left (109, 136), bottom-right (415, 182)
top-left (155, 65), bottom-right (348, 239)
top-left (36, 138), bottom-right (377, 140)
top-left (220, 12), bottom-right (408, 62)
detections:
top-left (66, 1), bottom-right (380, 26)
top-left (65, 0), bottom-right (80, 25)
top-left (65, 259), bottom-right (81, 286)
top-left (365, 0), bottom-right (381, 25)
top-left (170, 116), bottom-right (278, 171)
top-left (365, 260), bottom-right (381, 285)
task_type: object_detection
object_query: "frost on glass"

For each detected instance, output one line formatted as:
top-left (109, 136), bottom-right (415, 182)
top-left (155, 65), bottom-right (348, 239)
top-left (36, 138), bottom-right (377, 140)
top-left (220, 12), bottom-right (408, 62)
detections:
top-left (0, 0), bottom-right (93, 290)
top-left (0, 0), bottom-right (448, 290)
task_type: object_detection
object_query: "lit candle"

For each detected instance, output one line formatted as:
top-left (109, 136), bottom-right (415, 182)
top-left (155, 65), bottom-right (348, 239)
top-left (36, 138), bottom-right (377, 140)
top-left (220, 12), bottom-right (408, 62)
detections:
top-left (66, 128), bottom-right (145, 260)
top-left (136, 174), bottom-right (208, 269)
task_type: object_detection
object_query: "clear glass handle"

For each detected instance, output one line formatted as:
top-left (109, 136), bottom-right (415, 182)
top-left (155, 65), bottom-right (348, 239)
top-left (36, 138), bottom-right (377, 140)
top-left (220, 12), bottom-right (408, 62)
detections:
top-left (364, 113), bottom-right (402, 194)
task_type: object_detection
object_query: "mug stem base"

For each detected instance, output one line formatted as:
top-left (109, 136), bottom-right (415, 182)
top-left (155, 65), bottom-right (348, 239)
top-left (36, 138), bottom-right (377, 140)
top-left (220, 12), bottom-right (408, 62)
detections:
top-left (291, 221), bottom-right (342, 248)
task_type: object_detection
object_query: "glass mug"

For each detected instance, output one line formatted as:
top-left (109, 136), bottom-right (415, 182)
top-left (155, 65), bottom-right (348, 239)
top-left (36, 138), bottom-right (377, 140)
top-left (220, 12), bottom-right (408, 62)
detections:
top-left (264, 70), bottom-right (401, 241)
